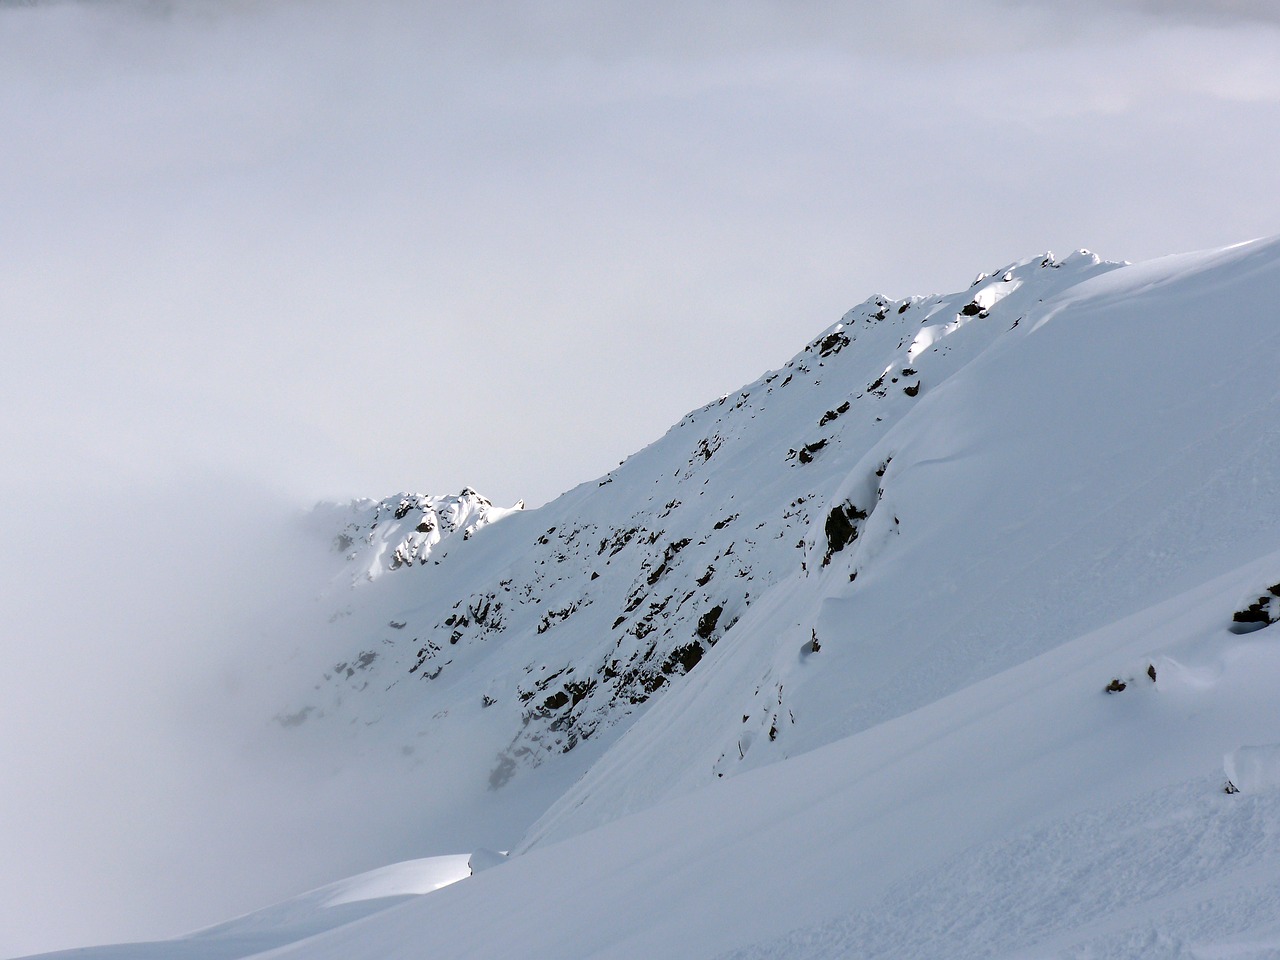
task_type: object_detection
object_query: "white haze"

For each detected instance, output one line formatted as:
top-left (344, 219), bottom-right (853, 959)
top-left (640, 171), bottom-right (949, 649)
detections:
top-left (0, 473), bottom-right (529, 956)
top-left (0, 0), bottom-right (1277, 955)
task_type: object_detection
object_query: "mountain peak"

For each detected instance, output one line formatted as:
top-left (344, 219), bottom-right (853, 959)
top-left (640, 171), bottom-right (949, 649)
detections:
top-left (318, 488), bottom-right (523, 585)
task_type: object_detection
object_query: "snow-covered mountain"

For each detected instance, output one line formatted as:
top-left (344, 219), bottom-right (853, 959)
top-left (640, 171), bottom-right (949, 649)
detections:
top-left (23, 237), bottom-right (1280, 960)
top-left (314, 488), bottom-right (524, 585)
top-left (277, 246), bottom-right (1128, 801)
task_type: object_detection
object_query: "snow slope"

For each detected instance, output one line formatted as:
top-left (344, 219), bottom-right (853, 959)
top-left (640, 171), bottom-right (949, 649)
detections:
top-left (263, 244), bottom-right (1129, 845)
top-left (20, 236), bottom-right (1280, 960)
top-left (232, 565), bottom-right (1280, 959)
top-left (526, 237), bottom-right (1280, 845)
top-left (16, 856), bottom-right (471, 960)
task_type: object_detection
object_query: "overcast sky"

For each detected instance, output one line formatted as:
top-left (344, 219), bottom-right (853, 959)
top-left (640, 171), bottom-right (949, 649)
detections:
top-left (2, 0), bottom-right (1278, 955)
top-left (4, 0), bottom-right (1279, 510)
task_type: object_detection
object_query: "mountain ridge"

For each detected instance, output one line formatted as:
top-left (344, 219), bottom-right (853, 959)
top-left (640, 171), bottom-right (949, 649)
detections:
top-left (284, 248), bottom-right (1125, 809)
top-left (26, 236), bottom-right (1280, 960)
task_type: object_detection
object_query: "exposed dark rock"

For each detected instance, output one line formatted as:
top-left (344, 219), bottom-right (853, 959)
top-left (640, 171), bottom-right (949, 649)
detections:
top-left (815, 331), bottom-right (850, 357)
top-left (819, 402), bottom-right (851, 427)
top-left (694, 436), bottom-right (722, 462)
top-left (662, 641), bottom-right (705, 675)
top-left (696, 605), bottom-right (724, 640)
top-left (542, 690), bottom-right (570, 711)
top-left (647, 539), bottom-right (692, 585)
top-left (537, 602), bottom-right (578, 635)
top-left (599, 527), bottom-right (641, 557)
top-left (797, 440), bottom-right (827, 465)
top-left (563, 678), bottom-right (596, 708)
top-left (823, 502), bottom-right (868, 566)
top-left (1104, 678), bottom-right (1127, 693)
top-left (1233, 607), bottom-right (1270, 624)
top-left (1230, 591), bottom-right (1278, 633)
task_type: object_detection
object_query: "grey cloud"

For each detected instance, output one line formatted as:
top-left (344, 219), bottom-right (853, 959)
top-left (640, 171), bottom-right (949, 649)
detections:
top-left (1037, 0), bottom-right (1280, 26)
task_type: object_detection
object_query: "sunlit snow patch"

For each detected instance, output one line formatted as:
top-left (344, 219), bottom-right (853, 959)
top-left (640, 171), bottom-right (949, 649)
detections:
top-left (189, 855), bottom-right (471, 941)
